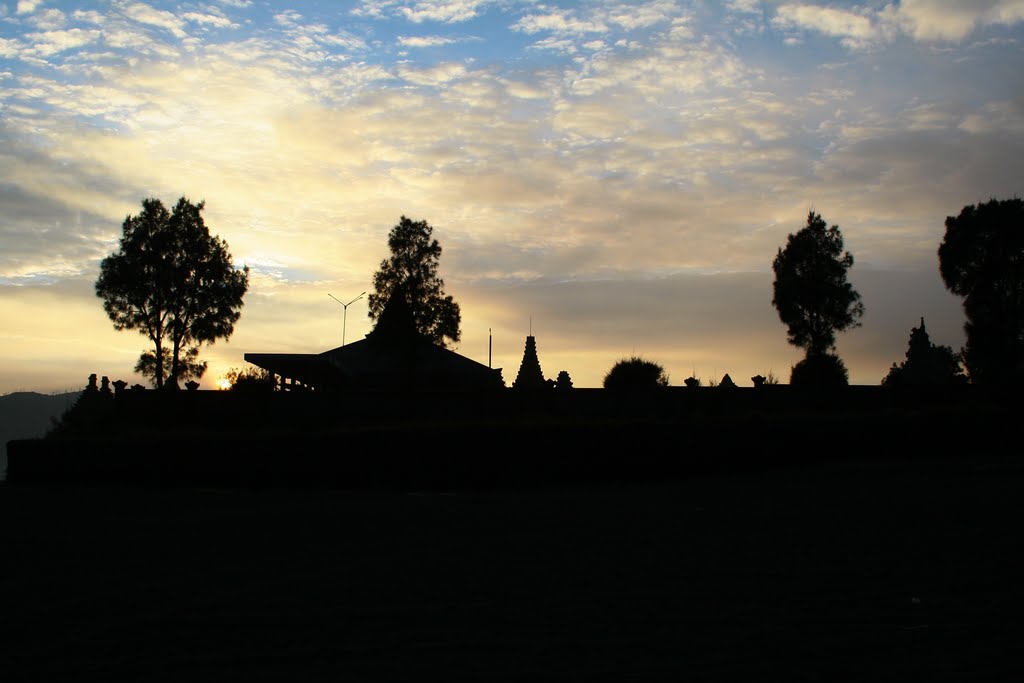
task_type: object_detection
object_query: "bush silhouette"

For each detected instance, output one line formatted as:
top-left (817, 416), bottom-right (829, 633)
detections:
top-left (224, 366), bottom-right (277, 393)
top-left (603, 356), bottom-right (670, 391)
top-left (790, 353), bottom-right (848, 388)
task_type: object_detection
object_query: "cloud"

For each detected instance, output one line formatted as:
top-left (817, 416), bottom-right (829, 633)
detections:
top-left (21, 28), bottom-right (102, 57)
top-left (398, 34), bottom-right (459, 47)
top-left (0, 38), bottom-right (23, 58)
top-left (398, 60), bottom-right (469, 85)
top-left (605, 0), bottom-right (678, 31)
top-left (183, 12), bottom-right (238, 30)
top-left (71, 10), bottom-right (105, 25)
top-left (891, 0), bottom-right (1024, 42)
top-left (351, 1), bottom-right (389, 19)
top-left (560, 36), bottom-right (751, 99)
top-left (273, 10), bottom-right (302, 26)
top-left (513, 10), bottom-right (610, 36)
top-left (16, 0), bottom-right (42, 15)
top-left (525, 36), bottom-right (578, 54)
top-left (804, 120), bottom-right (1024, 268)
top-left (773, 3), bottom-right (880, 50)
top-left (0, 4), bottom-right (991, 289)
top-left (726, 0), bottom-right (762, 14)
top-left (272, 20), bottom-right (368, 54)
top-left (514, 1), bottom-right (679, 37)
top-left (958, 100), bottom-right (1024, 134)
top-left (0, 140), bottom-right (127, 285)
top-left (502, 79), bottom-right (551, 99)
top-left (352, 0), bottom-right (496, 23)
top-left (119, 1), bottom-right (188, 39)
top-left (401, 0), bottom-right (494, 23)
top-left (773, 1), bottom-right (1024, 48)
top-left (317, 31), bottom-right (369, 51)
top-left (28, 8), bottom-right (65, 30)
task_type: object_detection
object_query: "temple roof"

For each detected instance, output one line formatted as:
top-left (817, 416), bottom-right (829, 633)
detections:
top-left (245, 286), bottom-right (504, 391)
top-left (363, 284), bottom-right (417, 346)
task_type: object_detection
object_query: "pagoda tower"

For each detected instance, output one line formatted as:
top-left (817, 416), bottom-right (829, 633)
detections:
top-left (512, 335), bottom-right (547, 390)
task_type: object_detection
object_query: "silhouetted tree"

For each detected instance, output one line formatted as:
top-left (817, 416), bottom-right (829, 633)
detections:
top-left (223, 365), bottom-right (277, 392)
top-left (96, 197), bottom-right (249, 389)
top-left (790, 353), bottom-right (849, 387)
top-left (882, 318), bottom-right (967, 386)
top-left (772, 211), bottom-right (864, 385)
top-left (135, 346), bottom-right (207, 388)
top-left (603, 356), bottom-right (670, 390)
top-left (368, 216), bottom-right (461, 347)
top-left (938, 198), bottom-right (1024, 385)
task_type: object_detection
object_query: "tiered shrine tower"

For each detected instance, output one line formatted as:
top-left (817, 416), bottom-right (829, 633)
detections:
top-left (512, 335), bottom-right (547, 390)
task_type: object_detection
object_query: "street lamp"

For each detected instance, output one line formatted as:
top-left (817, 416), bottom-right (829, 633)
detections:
top-left (329, 291), bottom-right (365, 346)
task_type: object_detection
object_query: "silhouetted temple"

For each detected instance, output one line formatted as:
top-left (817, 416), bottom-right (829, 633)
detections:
top-left (513, 335), bottom-right (547, 390)
top-left (244, 289), bottom-right (504, 392)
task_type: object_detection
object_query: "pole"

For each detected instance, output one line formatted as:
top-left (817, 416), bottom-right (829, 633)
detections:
top-left (329, 292), bottom-right (366, 346)
top-left (489, 328), bottom-right (492, 369)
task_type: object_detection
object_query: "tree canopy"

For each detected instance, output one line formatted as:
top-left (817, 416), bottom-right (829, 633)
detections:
top-left (368, 216), bottom-right (461, 347)
top-left (222, 365), bottom-right (277, 393)
top-left (882, 318), bottom-right (966, 386)
top-left (95, 197), bottom-right (249, 389)
top-left (938, 198), bottom-right (1024, 385)
top-left (772, 211), bottom-right (865, 359)
top-left (603, 356), bottom-right (670, 391)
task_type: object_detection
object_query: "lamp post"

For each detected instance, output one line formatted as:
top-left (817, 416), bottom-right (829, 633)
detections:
top-left (329, 291), bottom-right (365, 346)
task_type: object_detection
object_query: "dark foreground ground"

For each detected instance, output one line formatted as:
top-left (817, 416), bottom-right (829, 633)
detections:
top-left (2, 452), bottom-right (1023, 682)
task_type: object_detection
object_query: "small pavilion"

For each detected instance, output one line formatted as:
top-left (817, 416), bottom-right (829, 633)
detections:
top-left (244, 289), bottom-right (504, 392)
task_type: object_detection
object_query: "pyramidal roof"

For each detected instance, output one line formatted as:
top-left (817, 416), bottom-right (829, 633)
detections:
top-left (245, 283), bottom-right (505, 391)
top-left (366, 284), bottom-right (418, 344)
top-left (513, 335), bottom-right (547, 390)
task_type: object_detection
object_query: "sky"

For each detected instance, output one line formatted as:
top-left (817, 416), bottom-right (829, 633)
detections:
top-left (1, 0), bottom-right (1022, 393)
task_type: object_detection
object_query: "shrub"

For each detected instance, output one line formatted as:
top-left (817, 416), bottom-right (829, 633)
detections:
top-left (223, 366), bottom-right (277, 393)
top-left (603, 356), bottom-right (670, 391)
top-left (790, 353), bottom-right (849, 388)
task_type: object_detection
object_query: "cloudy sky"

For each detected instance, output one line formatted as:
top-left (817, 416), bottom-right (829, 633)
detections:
top-left (1, 0), bottom-right (1022, 393)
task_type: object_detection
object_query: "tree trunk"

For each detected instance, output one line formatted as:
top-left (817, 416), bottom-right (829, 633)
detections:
top-left (153, 334), bottom-right (164, 390)
top-left (167, 336), bottom-right (181, 390)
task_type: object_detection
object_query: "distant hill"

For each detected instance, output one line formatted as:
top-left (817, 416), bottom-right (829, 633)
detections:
top-left (1, 391), bottom-right (81, 478)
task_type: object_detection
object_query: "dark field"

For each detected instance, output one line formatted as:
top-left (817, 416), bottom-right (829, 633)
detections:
top-left (2, 451), bottom-right (1023, 682)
